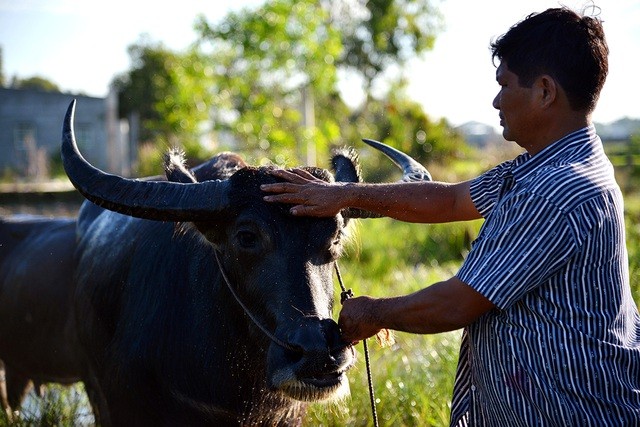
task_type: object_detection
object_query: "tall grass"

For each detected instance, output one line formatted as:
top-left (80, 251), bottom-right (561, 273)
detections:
top-left (0, 383), bottom-right (93, 426)
top-left (306, 218), bottom-right (478, 426)
top-left (4, 183), bottom-right (639, 427)
top-left (305, 189), bottom-right (640, 426)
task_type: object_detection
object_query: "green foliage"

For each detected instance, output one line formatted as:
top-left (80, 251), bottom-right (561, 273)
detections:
top-left (135, 142), bottom-right (167, 177)
top-left (9, 76), bottom-right (60, 92)
top-left (625, 192), bottom-right (640, 304)
top-left (0, 384), bottom-right (92, 426)
top-left (112, 38), bottom-right (215, 159)
top-left (194, 0), bottom-right (345, 165)
top-left (343, 218), bottom-right (480, 286)
top-left (116, 0), bottom-right (448, 171)
top-left (335, 0), bottom-right (442, 91)
top-left (344, 79), bottom-right (472, 182)
top-left (628, 134), bottom-right (640, 181)
top-left (47, 151), bottom-right (66, 179)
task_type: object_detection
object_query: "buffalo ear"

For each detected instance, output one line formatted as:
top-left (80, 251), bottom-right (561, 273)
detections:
top-left (331, 147), bottom-right (361, 184)
top-left (164, 148), bottom-right (197, 183)
top-left (329, 147), bottom-right (367, 224)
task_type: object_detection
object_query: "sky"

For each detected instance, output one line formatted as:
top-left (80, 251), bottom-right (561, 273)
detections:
top-left (1, 0), bottom-right (638, 130)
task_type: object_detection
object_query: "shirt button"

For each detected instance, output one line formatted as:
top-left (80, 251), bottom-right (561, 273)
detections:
top-left (471, 385), bottom-right (477, 392)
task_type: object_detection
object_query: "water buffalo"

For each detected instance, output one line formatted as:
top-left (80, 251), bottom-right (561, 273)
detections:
top-left (62, 100), bottom-right (430, 426)
top-left (0, 215), bottom-right (82, 417)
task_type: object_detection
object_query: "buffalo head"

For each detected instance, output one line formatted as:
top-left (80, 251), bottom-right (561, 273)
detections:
top-left (61, 100), bottom-right (430, 423)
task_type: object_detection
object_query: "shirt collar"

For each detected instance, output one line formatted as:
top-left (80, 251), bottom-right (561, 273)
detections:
top-left (511, 125), bottom-right (597, 182)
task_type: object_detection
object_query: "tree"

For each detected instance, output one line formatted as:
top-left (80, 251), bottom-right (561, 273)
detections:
top-left (194, 0), bottom-right (446, 167)
top-left (112, 37), bottom-right (214, 159)
top-left (11, 76), bottom-right (60, 92)
top-left (194, 0), bottom-right (344, 165)
top-left (327, 0), bottom-right (442, 97)
top-left (116, 0), bottom-right (460, 174)
top-left (336, 77), bottom-right (470, 182)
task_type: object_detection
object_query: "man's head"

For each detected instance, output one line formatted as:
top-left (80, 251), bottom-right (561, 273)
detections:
top-left (491, 7), bottom-right (608, 114)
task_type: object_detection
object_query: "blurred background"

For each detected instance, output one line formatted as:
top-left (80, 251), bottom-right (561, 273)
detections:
top-left (1, 0), bottom-right (638, 182)
top-left (0, 1), bottom-right (638, 425)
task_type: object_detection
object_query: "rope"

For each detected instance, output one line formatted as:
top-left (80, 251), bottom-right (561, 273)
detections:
top-left (214, 249), bottom-right (379, 426)
top-left (213, 249), bottom-right (302, 353)
top-left (335, 263), bottom-right (380, 427)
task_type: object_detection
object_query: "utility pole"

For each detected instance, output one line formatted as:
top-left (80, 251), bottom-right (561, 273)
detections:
top-left (0, 46), bottom-right (4, 87)
top-left (301, 85), bottom-right (316, 165)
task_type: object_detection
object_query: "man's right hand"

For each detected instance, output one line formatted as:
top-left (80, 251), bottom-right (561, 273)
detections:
top-left (261, 168), bottom-right (350, 217)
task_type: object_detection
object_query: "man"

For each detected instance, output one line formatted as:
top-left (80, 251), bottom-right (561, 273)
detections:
top-left (262, 7), bottom-right (640, 426)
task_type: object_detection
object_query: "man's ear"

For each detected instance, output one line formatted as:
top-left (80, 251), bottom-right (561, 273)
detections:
top-left (536, 74), bottom-right (558, 109)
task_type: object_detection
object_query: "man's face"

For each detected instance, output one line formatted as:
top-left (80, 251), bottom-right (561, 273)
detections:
top-left (492, 62), bottom-right (537, 146)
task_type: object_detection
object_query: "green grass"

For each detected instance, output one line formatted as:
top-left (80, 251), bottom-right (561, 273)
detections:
top-left (304, 193), bottom-right (640, 425)
top-left (305, 218), bottom-right (475, 426)
top-left (306, 326), bottom-right (461, 426)
top-left (0, 384), bottom-right (92, 426)
top-left (5, 191), bottom-right (640, 427)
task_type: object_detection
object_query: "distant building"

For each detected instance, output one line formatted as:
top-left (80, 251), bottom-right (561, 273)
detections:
top-left (456, 121), bottom-right (506, 147)
top-left (595, 118), bottom-right (640, 143)
top-left (0, 87), bottom-right (132, 179)
top-left (457, 119), bottom-right (640, 147)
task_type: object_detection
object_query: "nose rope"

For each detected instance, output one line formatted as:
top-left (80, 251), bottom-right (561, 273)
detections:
top-left (213, 249), bottom-right (301, 353)
top-left (214, 249), bottom-right (377, 426)
top-left (334, 263), bottom-right (379, 427)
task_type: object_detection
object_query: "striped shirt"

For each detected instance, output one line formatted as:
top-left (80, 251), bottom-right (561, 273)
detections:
top-left (451, 126), bottom-right (640, 426)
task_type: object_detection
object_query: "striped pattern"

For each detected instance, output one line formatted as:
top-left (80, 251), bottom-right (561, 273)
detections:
top-left (451, 126), bottom-right (640, 426)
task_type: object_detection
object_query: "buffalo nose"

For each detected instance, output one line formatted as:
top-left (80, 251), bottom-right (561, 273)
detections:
top-left (321, 318), bottom-right (351, 352)
top-left (285, 317), bottom-right (348, 361)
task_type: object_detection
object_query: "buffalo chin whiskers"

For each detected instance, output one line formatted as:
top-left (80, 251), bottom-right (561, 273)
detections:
top-left (281, 377), bottom-right (350, 402)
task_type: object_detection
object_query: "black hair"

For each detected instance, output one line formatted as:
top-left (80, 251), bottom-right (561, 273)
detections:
top-left (491, 7), bottom-right (608, 112)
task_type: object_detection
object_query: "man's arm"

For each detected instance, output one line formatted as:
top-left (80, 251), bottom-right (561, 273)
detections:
top-left (338, 276), bottom-right (495, 343)
top-left (262, 168), bottom-right (481, 223)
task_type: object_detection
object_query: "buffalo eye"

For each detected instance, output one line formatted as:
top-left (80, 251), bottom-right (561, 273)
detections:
top-left (236, 230), bottom-right (259, 249)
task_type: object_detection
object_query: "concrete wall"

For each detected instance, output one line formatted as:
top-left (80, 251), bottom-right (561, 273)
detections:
top-left (0, 88), bottom-right (127, 177)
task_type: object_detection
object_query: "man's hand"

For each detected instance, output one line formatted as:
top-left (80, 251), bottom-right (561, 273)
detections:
top-left (339, 278), bottom-right (495, 342)
top-left (261, 168), bottom-right (349, 217)
top-left (338, 296), bottom-right (384, 343)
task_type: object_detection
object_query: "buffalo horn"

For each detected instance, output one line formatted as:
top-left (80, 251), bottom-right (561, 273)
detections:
top-left (341, 138), bottom-right (432, 219)
top-left (362, 138), bottom-right (432, 182)
top-left (61, 100), bottom-right (231, 221)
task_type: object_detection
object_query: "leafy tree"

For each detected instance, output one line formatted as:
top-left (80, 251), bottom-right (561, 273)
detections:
top-left (337, 77), bottom-right (470, 181)
top-left (117, 0), bottom-right (460, 173)
top-left (112, 37), bottom-right (214, 159)
top-left (629, 133), bottom-right (640, 181)
top-left (329, 0), bottom-right (442, 97)
top-left (11, 75), bottom-right (60, 92)
top-left (194, 0), bottom-right (344, 165)
top-left (194, 0), bottom-right (446, 167)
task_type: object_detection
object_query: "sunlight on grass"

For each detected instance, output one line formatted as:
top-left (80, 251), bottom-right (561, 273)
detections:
top-left (5, 186), bottom-right (638, 427)
top-left (306, 221), bottom-right (471, 426)
top-left (0, 383), bottom-right (93, 427)
top-left (308, 261), bottom-right (462, 426)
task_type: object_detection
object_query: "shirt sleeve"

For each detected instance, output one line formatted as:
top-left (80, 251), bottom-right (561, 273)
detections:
top-left (470, 160), bottom-right (516, 218)
top-left (457, 193), bottom-right (579, 309)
